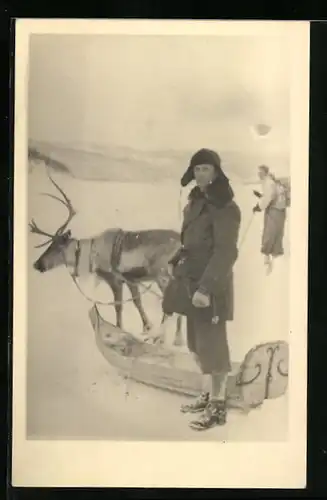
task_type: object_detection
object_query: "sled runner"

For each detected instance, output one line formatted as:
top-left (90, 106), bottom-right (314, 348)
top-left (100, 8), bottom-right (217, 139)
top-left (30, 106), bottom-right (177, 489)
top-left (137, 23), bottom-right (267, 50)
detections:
top-left (89, 304), bottom-right (289, 413)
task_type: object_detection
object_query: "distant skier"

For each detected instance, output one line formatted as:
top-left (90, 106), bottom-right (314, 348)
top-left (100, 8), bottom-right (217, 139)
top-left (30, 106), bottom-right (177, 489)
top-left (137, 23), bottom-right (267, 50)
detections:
top-left (253, 165), bottom-right (289, 275)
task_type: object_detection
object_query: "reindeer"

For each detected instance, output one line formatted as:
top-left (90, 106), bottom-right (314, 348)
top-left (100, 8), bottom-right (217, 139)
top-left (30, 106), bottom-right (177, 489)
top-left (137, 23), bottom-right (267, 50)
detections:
top-left (30, 170), bottom-right (184, 345)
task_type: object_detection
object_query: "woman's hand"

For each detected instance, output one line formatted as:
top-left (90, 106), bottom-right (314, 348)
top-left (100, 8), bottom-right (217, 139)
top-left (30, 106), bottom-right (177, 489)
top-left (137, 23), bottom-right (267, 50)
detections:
top-left (192, 289), bottom-right (211, 308)
top-left (253, 190), bottom-right (262, 198)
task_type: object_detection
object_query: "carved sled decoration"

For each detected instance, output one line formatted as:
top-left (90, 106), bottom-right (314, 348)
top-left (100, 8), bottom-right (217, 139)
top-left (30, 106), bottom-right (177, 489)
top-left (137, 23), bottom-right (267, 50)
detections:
top-left (233, 340), bottom-right (289, 411)
top-left (89, 304), bottom-right (289, 413)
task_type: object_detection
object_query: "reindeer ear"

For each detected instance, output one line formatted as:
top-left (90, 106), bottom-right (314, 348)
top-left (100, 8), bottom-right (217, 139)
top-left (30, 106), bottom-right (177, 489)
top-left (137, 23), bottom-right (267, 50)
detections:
top-left (66, 230), bottom-right (72, 238)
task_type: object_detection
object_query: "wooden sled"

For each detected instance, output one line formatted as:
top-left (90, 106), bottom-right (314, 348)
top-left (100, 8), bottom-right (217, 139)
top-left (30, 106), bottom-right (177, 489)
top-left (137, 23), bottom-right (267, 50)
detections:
top-left (89, 304), bottom-right (289, 413)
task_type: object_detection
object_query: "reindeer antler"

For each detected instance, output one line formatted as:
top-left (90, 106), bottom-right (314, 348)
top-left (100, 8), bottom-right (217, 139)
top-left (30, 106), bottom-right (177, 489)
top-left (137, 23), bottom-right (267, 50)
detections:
top-left (29, 218), bottom-right (55, 238)
top-left (28, 218), bottom-right (56, 248)
top-left (28, 160), bottom-right (77, 248)
top-left (45, 170), bottom-right (76, 235)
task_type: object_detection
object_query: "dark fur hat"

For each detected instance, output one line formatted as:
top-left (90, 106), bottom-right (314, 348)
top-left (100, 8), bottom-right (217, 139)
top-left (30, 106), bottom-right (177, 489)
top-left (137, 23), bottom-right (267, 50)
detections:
top-left (181, 148), bottom-right (228, 187)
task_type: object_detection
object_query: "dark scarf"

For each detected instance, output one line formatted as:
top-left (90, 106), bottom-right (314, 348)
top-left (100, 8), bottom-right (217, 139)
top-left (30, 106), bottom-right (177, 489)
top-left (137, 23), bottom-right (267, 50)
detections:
top-left (188, 176), bottom-right (234, 210)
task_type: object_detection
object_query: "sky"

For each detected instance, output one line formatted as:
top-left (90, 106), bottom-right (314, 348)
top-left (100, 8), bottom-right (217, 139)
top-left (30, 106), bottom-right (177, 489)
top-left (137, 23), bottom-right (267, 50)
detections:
top-left (28, 34), bottom-right (290, 154)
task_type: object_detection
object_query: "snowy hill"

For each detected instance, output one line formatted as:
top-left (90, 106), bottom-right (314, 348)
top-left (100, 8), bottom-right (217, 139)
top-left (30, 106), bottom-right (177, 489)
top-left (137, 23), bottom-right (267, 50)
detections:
top-left (28, 139), bottom-right (289, 185)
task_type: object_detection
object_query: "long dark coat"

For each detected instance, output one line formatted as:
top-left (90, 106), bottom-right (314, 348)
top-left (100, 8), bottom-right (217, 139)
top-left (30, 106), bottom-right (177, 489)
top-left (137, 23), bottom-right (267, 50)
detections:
top-left (172, 181), bottom-right (241, 322)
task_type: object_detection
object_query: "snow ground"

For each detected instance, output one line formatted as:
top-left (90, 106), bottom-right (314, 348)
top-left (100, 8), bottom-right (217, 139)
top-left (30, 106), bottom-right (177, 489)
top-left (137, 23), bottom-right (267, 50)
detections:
top-left (26, 167), bottom-right (290, 441)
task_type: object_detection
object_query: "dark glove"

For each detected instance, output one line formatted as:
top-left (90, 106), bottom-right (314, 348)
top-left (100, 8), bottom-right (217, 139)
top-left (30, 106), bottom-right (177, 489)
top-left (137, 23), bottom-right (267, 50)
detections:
top-left (253, 190), bottom-right (262, 198)
top-left (253, 204), bottom-right (261, 213)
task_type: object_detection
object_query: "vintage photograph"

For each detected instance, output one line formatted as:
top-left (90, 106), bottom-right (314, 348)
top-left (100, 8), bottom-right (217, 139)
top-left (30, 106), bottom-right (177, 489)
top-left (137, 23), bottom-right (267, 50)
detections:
top-left (12, 20), bottom-right (309, 488)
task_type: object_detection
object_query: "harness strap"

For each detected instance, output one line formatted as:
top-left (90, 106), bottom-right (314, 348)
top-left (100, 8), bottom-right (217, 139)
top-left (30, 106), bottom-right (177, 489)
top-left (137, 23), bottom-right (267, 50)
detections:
top-left (110, 229), bottom-right (125, 271)
top-left (73, 240), bottom-right (81, 277)
top-left (89, 238), bottom-right (95, 273)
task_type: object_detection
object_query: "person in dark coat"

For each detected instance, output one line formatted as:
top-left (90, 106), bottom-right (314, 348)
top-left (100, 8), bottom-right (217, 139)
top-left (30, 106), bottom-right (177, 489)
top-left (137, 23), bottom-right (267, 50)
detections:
top-left (165, 148), bottom-right (241, 431)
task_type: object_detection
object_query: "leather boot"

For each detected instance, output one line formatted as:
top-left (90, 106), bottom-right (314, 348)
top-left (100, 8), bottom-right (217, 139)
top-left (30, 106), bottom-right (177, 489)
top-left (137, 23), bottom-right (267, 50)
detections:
top-left (189, 399), bottom-right (227, 430)
top-left (180, 392), bottom-right (210, 414)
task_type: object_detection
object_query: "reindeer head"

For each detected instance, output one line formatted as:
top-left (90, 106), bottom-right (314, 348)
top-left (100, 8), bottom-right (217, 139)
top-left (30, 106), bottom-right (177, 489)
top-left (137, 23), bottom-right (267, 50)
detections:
top-left (30, 169), bottom-right (77, 273)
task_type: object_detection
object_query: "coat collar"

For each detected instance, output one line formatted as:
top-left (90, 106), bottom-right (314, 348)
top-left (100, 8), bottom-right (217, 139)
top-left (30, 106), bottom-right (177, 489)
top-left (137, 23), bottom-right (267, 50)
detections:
top-left (181, 197), bottom-right (206, 233)
top-left (187, 176), bottom-right (234, 208)
top-left (181, 178), bottom-right (234, 235)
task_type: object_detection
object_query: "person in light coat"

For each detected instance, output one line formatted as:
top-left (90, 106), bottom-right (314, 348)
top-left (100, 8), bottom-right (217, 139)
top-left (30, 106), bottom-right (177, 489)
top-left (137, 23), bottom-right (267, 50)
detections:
top-left (253, 165), bottom-right (287, 274)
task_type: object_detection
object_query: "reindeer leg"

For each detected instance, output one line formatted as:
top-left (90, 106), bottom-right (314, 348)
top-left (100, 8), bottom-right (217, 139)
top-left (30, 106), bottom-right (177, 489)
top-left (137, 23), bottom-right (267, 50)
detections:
top-left (126, 282), bottom-right (153, 334)
top-left (101, 273), bottom-right (123, 330)
top-left (173, 315), bottom-right (183, 347)
top-left (111, 281), bottom-right (124, 330)
top-left (150, 277), bottom-right (172, 345)
top-left (157, 275), bottom-right (183, 347)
